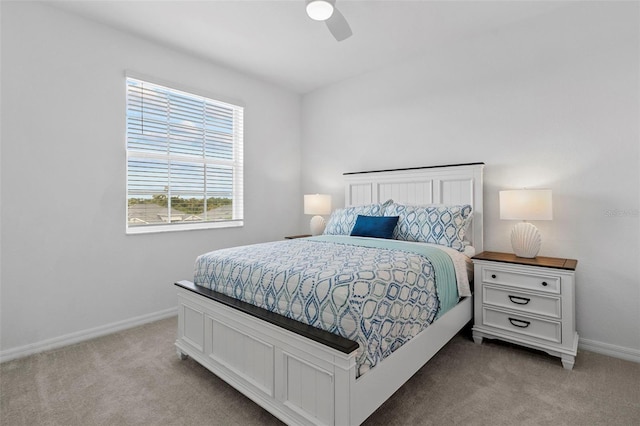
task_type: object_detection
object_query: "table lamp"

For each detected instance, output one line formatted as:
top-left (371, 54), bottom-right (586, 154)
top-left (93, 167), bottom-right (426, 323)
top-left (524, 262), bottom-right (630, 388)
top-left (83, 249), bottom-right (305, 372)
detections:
top-left (304, 194), bottom-right (332, 236)
top-left (499, 189), bottom-right (553, 258)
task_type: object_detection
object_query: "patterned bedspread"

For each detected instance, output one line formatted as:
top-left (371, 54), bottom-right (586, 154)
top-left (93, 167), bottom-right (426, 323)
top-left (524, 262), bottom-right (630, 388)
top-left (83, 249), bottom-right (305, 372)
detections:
top-left (193, 235), bottom-right (458, 376)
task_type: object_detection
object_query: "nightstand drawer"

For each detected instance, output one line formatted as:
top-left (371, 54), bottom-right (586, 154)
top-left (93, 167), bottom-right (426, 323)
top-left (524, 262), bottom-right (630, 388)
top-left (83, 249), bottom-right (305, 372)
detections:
top-left (482, 308), bottom-right (561, 343)
top-left (483, 285), bottom-right (561, 318)
top-left (482, 267), bottom-right (560, 294)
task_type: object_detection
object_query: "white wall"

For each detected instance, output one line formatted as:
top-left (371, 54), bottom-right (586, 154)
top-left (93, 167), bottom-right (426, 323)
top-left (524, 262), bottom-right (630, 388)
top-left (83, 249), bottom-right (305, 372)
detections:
top-left (0, 2), bottom-right (301, 357)
top-left (301, 2), bottom-right (640, 357)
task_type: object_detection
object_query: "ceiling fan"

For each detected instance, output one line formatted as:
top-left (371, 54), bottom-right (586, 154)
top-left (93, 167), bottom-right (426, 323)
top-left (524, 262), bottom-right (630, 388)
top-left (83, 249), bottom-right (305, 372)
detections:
top-left (306, 0), bottom-right (353, 41)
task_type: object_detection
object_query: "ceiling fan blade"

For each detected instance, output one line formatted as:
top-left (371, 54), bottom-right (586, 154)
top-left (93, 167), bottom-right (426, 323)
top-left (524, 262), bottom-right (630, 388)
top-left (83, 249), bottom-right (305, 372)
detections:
top-left (325, 7), bottom-right (352, 41)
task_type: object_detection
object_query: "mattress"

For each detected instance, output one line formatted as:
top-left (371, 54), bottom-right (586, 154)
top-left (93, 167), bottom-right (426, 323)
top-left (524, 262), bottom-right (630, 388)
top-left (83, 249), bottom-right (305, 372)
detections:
top-left (193, 235), bottom-right (469, 376)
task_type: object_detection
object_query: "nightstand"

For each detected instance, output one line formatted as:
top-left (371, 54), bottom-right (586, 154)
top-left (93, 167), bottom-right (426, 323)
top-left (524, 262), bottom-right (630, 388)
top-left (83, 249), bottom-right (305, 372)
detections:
top-left (284, 234), bottom-right (312, 239)
top-left (472, 251), bottom-right (578, 369)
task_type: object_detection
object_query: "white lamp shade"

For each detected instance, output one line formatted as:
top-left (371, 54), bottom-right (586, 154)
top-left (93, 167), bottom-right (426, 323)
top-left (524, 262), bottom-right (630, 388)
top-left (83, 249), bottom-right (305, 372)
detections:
top-left (304, 194), bottom-right (332, 215)
top-left (306, 0), bottom-right (334, 21)
top-left (500, 189), bottom-right (553, 221)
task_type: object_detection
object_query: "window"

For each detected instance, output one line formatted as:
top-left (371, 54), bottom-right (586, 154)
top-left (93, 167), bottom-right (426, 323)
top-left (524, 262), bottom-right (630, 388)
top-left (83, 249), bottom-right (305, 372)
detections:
top-left (126, 77), bottom-right (243, 233)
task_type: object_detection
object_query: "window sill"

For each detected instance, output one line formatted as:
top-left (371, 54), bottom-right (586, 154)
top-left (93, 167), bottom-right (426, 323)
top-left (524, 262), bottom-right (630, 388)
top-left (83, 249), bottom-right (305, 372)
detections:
top-left (126, 220), bottom-right (243, 235)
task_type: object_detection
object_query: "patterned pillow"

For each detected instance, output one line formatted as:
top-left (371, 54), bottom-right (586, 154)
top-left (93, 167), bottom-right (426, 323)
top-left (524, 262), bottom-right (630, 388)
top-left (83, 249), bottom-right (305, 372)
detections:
top-left (323, 201), bottom-right (392, 235)
top-left (384, 203), bottom-right (473, 251)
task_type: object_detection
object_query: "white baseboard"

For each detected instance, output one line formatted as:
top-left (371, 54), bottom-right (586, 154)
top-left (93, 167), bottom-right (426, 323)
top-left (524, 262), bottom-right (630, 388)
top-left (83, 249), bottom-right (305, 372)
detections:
top-left (579, 338), bottom-right (640, 363)
top-left (2, 309), bottom-right (638, 366)
top-left (0, 307), bottom-right (178, 363)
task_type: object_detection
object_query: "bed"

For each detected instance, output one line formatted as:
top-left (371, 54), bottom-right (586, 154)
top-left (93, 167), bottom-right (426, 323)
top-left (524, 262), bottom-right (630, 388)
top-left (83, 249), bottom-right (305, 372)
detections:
top-left (175, 162), bottom-right (484, 425)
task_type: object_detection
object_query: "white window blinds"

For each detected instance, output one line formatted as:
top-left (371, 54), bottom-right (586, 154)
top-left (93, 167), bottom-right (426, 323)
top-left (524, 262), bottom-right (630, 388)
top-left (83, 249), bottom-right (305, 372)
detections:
top-left (126, 77), bottom-right (243, 233)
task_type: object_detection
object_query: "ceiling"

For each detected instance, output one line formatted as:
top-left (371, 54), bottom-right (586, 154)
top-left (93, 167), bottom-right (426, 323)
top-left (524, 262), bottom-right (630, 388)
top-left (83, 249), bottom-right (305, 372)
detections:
top-left (49, 0), bottom-right (568, 94)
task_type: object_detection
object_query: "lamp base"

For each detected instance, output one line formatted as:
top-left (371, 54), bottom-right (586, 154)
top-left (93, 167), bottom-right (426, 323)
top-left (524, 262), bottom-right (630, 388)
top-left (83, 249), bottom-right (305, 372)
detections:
top-left (510, 222), bottom-right (542, 258)
top-left (310, 215), bottom-right (326, 236)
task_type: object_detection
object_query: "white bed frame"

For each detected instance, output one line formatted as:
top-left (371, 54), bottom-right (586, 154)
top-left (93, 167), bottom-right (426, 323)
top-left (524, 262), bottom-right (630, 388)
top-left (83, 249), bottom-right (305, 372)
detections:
top-left (175, 163), bottom-right (484, 425)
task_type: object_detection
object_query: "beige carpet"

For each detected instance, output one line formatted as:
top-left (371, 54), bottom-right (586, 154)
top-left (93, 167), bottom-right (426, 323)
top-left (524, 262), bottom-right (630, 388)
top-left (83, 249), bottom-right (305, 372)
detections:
top-left (1, 317), bottom-right (638, 425)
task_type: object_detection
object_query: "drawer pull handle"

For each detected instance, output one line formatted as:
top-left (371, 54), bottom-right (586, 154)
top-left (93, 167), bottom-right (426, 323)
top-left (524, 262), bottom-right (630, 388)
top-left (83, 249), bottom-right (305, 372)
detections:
top-left (508, 295), bottom-right (531, 305)
top-left (491, 274), bottom-right (497, 279)
top-left (541, 281), bottom-right (548, 287)
top-left (508, 318), bottom-right (531, 328)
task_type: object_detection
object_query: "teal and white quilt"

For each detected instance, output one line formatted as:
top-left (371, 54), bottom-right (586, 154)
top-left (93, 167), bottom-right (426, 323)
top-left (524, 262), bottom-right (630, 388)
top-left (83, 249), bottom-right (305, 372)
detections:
top-left (194, 235), bottom-right (460, 376)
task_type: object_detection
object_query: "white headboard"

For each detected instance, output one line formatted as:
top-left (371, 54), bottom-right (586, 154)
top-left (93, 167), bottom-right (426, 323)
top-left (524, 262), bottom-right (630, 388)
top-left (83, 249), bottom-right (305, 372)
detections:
top-left (344, 163), bottom-right (484, 253)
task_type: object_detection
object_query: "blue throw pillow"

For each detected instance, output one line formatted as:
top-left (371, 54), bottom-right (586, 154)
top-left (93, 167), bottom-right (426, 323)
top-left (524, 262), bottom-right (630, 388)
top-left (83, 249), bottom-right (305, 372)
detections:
top-left (350, 215), bottom-right (399, 239)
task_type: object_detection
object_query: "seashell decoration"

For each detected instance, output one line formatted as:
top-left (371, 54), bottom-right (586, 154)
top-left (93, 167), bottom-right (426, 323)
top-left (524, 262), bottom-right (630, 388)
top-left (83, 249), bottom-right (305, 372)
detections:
top-left (510, 222), bottom-right (542, 258)
top-left (310, 215), bottom-right (327, 236)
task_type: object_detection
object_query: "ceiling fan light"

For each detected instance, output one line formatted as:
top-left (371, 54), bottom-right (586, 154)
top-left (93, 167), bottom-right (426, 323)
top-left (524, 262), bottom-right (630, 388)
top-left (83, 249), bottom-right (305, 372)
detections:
top-left (306, 0), bottom-right (334, 21)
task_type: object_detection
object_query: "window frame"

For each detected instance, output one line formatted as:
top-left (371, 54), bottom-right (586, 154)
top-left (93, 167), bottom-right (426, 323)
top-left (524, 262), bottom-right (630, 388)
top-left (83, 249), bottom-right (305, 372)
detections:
top-left (125, 74), bottom-right (244, 234)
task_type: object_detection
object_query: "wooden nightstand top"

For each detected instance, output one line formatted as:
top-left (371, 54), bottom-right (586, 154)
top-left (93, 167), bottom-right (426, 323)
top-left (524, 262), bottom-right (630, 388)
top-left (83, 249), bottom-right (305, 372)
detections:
top-left (284, 234), bottom-right (312, 239)
top-left (473, 251), bottom-right (578, 271)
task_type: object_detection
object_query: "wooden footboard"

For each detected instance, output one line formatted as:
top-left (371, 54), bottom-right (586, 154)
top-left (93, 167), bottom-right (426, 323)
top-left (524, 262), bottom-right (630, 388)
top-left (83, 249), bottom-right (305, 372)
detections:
top-left (175, 280), bottom-right (473, 425)
top-left (175, 281), bottom-right (359, 425)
